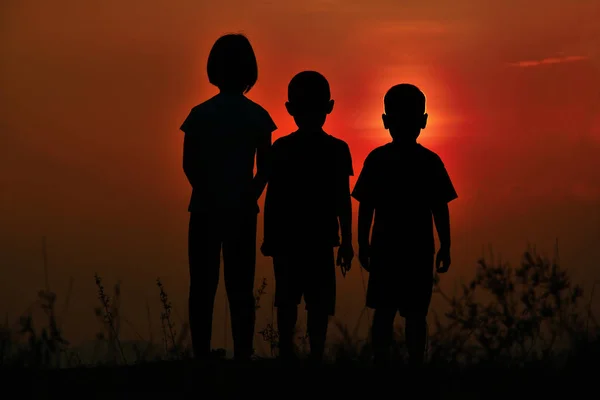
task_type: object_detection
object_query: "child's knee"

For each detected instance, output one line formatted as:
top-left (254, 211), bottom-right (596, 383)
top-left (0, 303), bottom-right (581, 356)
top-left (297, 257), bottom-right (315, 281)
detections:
top-left (277, 304), bottom-right (298, 314)
top-left (405, 316), bottom-right (427, 330)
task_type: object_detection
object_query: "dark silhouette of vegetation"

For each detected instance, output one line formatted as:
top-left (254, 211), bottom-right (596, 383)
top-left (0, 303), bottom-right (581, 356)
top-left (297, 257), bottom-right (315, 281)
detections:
top-left (1, 245), bottom-right (598, 396)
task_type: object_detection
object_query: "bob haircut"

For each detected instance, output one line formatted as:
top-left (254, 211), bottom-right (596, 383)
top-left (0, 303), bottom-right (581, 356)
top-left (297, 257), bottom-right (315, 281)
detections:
top-left (207, 34), bottom-right (258, 94)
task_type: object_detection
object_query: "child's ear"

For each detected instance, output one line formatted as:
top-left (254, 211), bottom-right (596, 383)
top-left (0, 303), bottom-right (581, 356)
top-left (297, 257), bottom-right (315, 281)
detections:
top-left (326, 99), bottom-right (334, 114)
top-left (285, 101), bottom-right (294, 116)
top-left (422, 113), bottom-right (428, 129)
top-left (382, 114), bottom-right (389, 129)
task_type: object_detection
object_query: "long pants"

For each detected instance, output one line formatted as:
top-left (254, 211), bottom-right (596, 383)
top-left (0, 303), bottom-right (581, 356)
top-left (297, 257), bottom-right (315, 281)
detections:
top-left (188, 210), bottom-right (257, 359)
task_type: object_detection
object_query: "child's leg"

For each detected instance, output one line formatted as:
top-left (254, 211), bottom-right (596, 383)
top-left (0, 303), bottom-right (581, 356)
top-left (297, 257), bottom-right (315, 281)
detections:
top-left (222, 212), bottom-right (258, 360)
top-left (371, 307), bottom-right (397, 364)
top-left (276, 305), bottom-right (298, 359)
top-left (403, 253), bottom-right (434, 366)
top-left (273, 255), bottom-right (302, 359)
top-left (188, 212), bottom-right (222, 359)
top-left (306, 310), bottom-right (329, 361)
top-left (405, 316), bottom-right (427, 366)
top-left (304, 247), bottom-right (336, 362)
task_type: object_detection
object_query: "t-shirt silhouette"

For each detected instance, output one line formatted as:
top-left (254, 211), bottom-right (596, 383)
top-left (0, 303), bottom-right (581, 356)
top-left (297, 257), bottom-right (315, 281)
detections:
top-left (180, 92), bottom-right (277, 213)
top-left (264, 130), bottom-right (353, 251)
top-left (352, 142), bottom-right (457, 257)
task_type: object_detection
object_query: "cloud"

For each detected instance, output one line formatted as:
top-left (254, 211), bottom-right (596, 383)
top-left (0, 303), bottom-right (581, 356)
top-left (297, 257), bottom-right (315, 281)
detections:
top-left (508, 55), bottom-right (589, 68)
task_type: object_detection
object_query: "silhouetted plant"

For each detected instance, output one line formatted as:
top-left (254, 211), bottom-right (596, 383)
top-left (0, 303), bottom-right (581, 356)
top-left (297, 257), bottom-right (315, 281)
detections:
top-left (2, 245), bottom-right (598, 369)
top-left (156, 278), bottom-right (190, 359)
top-left (427, 246), bottom-right (598, 367)
top-left (94, 274), bottom-right (126, 364)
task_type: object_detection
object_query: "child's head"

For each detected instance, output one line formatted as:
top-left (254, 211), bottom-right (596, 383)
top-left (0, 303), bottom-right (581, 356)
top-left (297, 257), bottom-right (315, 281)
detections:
top-left (382, 84), bottom-right (428, 143)
top-left (207, 34), bottom-right (258, 94)
top-left (286, 71), bottom-right (334, 130)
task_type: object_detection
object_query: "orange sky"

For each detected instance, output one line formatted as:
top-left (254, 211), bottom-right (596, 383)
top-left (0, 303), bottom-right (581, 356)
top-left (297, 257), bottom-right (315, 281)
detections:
top-left (1, 0), bottom-right (599, 350)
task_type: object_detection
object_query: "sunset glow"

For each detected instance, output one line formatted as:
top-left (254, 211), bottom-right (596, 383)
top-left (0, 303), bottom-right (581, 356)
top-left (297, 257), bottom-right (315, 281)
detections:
top-left (1, 0), bottom-right (599, 349)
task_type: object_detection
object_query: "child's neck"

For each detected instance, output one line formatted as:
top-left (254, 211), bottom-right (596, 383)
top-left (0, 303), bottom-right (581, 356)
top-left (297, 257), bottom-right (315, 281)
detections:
top-left (219, 88), bottom-right (244, 95)
top-left (392, 138), bottom-right (418, 146)
top-left (297, 127), bottom-right (325, 135)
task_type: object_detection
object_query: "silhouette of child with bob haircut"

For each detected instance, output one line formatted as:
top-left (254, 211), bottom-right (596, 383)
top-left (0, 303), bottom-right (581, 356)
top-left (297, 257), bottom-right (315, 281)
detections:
top-left (352, 83), bottom-right (457, 366)
top-left (180, 33), bottom-right (277, 361)
top-left (261, 71), bottom-right (354, 363)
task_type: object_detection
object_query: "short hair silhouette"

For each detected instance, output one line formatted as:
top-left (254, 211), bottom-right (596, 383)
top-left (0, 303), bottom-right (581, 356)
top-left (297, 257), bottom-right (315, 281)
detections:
top-left (207, 34), bottom-right (258, 94)
top-left (384, 83), bottom-right (426, 116)
top-left (287, 71), bottom-right (331, 112)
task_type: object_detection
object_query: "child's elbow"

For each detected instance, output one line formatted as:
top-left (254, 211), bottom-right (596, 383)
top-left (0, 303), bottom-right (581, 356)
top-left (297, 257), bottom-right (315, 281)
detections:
top-left (431, 203), bottom-right (449, 216)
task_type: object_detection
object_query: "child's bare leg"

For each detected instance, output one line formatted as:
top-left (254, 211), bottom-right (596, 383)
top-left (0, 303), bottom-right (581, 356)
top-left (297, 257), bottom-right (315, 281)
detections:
top-left (405, 316), bottom-right (427, 366)
top-left (307, 310), bottom-right (329, 361)
top-left (277, 305), bottom-right (297, 359)
top-left (371, 307), bottom-right (396, 365)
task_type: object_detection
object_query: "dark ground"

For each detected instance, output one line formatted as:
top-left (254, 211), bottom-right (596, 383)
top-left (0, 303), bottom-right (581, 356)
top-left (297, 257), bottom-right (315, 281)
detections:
top-left (2, 358), bottom-right (595, 399)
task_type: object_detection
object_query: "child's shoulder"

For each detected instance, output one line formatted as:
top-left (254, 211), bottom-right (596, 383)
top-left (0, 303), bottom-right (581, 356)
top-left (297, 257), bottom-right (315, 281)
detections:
top-left (365, 143), bottom-right (394, 162)
top-left (239, 95), bottom-right (272, 117)
top-left (415, 144), bottom-right (444, 165)
top-left (325, 133), bottom-right (350, 151)
top-left (272, 131), bottom-right (297, 150)
top-left (191, 94), bottom-right (271, 117)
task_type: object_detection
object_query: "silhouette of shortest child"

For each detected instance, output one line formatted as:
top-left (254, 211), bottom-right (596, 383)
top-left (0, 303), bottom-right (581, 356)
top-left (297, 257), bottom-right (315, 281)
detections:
top-left (261, 71), bottom-right (354, 363)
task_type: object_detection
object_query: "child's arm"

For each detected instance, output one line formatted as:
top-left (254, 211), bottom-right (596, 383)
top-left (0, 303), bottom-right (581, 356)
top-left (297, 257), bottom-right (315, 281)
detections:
top-left (337, 175), bottom-right (353, 245)
top-left (253, 131), bottom-right (272, 201)
top-left (261, 181), bottom-right (275, 256)
top-left (260, 141), bottom-right (279, 257)
top-left (351, 152), bottom-right (376, 271)
top-left (183, 133), bottom-right (198, 188)
top-left (336, 144), bottom-right (355, 273)
top-left (253, 111), bottom-right (277, 201)
top-left (431, 156), bottom-right (457, 273)
top-left (432, 203), bottom-right (451, 273)
top-left (357, 201), bottom-right (374, 271)
top-left (432, 203), bottom-right (451, 249)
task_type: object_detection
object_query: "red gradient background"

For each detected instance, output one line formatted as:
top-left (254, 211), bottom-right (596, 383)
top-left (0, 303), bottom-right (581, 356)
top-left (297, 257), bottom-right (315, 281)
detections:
top-left (1, 0), bottom-right (599, 350)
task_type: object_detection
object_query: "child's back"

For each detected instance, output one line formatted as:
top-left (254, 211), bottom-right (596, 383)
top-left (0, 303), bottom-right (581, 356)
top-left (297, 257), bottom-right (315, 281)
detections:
top-left (354, 141), bottom-right (455, 259)
top-left (180, 34), bottom-right (276, 361)
top-left (266, 130), bottom-right (352, 250)
top-left (352, 83), bottom-right (456, 366)
top-left (182, 92), bottom-right (275, 213)
top-left (262, 71), bottom-right (353, 362)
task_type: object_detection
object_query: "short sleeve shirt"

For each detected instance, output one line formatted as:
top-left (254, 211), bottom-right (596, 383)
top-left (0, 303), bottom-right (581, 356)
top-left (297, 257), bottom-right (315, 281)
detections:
top-left (352, 142), bottom-right (457, 255)
top-left (264, 131), bottom-right (353, 250)
top-left (180, 93), bottom-right (277, 212)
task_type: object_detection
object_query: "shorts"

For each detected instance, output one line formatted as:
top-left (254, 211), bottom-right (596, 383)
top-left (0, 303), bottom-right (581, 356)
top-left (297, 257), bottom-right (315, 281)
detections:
top-left (366, 252), bottom-right (434, 318)
top-left (273, 247), bottom-right (336, 316)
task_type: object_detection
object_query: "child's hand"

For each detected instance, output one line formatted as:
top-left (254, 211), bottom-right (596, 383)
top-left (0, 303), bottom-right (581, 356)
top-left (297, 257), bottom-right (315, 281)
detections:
top-left (336, 241), bottom-right (354, 277)
top-left (358, 245), bottom-right (370, 272)
top-left (436, 246), bottom-right (451, 273)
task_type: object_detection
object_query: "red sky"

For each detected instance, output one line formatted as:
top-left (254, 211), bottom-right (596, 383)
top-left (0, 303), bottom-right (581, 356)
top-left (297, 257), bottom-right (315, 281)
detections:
top-left (1, 0), bottom-right (599, 349)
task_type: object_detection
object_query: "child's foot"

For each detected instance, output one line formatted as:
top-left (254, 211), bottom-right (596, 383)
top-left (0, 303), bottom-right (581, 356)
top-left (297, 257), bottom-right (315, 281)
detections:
top-left (373, 349), bottom-right (391, 368)
top-left (233, 348), bottom-right (255, 364)
top-left (195, 348), bottom-right (226, 362)
top-left (278, 351), bottom-right (300, 365)
top-left (306, 353), bottom-right (325, 367)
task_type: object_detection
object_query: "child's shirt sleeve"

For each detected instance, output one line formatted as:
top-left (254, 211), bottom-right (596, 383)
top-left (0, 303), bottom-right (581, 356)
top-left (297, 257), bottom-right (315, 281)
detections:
top-left (180, 107), bottom-right (199, 134)
top-left (262, 141), bottom-right (283, 247)
top-left (260, 109), bottom-right (278, 135)
top-left (254, 108), bottom-right (278, 148)
top-left (431, 157), bottom-right (458, 204)
top-left (351, 153), bottom-right (377, 204)
top-left (337, 141), bottom-right (354, 177)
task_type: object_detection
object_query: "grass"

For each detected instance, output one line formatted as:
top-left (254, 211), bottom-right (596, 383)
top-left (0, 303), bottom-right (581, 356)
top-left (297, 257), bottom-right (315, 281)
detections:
top-left (1, 244), bottom-right (599, 396)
